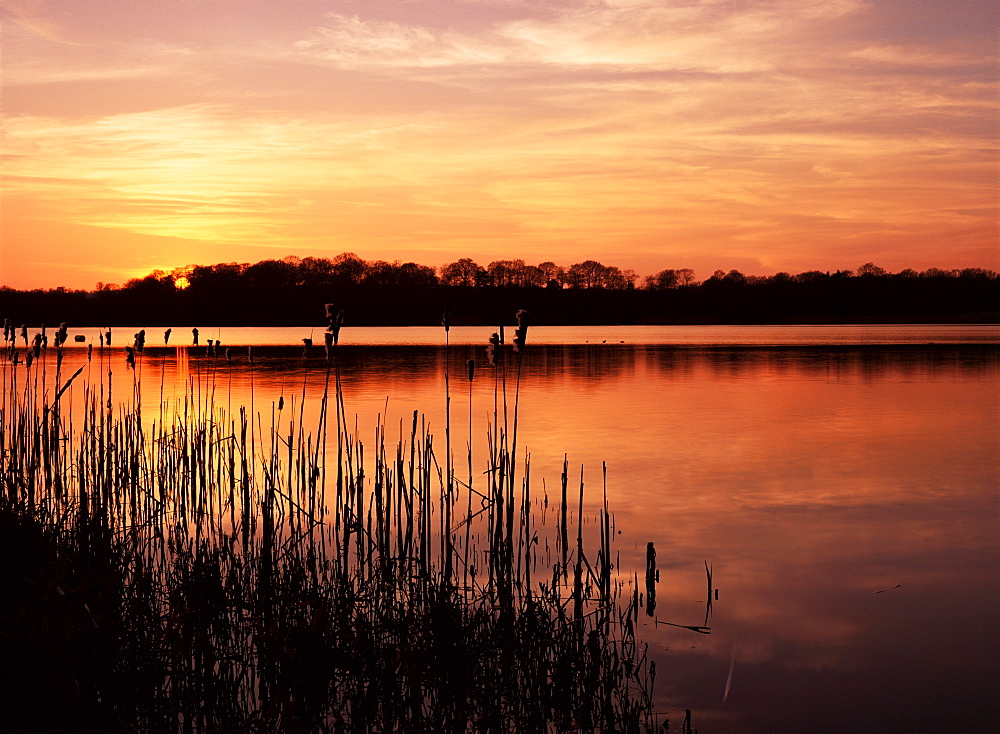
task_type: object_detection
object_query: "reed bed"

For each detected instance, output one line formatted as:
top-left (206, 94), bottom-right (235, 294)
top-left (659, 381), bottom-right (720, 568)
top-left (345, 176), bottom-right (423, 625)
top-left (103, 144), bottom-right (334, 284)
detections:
top-left (0, 315), bottom-right (663, 732)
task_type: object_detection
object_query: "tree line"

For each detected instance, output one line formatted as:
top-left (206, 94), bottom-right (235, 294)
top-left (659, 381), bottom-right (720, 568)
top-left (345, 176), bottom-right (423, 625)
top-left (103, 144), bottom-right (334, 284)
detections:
top-left (1, 253), bottom-right (997, 326)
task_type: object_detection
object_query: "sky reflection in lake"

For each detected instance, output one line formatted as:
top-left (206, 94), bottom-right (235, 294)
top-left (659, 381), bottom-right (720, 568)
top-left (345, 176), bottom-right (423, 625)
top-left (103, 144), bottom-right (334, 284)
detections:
top-left (24, 336), bottom-right (1000, 731)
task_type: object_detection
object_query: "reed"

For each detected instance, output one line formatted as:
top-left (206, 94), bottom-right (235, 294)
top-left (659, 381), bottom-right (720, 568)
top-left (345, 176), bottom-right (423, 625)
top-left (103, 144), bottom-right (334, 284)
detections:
top-left (0, 313), bottom-right (665, 731)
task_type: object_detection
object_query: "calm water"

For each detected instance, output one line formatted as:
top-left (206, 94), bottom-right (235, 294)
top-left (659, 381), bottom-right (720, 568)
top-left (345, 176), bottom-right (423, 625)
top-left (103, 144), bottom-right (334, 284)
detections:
top-left (54, 323), bottom-right (1000, 347)
top-left (15, 325), bottom-right (1000, 731)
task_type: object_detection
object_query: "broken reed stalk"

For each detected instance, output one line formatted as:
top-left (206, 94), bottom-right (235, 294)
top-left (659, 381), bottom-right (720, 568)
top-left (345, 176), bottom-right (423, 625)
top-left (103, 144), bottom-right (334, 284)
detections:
top-left (0, 317), bottom-right (658, 732)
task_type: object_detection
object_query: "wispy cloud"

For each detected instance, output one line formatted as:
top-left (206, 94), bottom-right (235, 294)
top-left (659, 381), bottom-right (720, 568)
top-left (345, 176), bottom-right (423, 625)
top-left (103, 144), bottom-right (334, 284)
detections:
top-left (0, 0), bottom-right (79, 44)
top-left (849, 45), bottom-right (985, 68)
top-left (289, 2), bottom-right (828, 73)
top-left (290, 14), bottom-right (508, 68)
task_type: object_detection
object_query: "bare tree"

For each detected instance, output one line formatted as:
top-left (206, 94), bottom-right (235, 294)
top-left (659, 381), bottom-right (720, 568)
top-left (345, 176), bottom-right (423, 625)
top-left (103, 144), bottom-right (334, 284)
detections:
top-left (644, 269), bottom-right (680, 290)
top-left (857, 262), bottom-right (888, 277)
top-left (332, 252), bottom-right (368, 284)
top-left (538, 261), bottom-right (566, 288)
top-left (566, 260), bottom-right (608, 288)
top-left (440, 258), bottom-right (483, 286)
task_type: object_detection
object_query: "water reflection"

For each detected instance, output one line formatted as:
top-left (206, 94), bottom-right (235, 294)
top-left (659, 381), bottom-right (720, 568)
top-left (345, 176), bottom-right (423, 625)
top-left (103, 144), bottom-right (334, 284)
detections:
top-left (33, 323), bottom-right (1000, 348)
top-left (12, 342), bottom-right (1000, 732)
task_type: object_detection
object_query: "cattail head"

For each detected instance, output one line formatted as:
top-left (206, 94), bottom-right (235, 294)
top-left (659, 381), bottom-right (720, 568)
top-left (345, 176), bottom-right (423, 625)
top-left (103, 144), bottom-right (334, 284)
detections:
top-left (513, 309), bottom-right (529, 351)
top-left (487, 332), bottom-right (502, 367)
top-left (164, 328), bottom-right (171, 345)
top-left (105, 328), bottom-right (112, 346)
top-left (25, 351), bottom-right (32, 368)
top-left (278, 395), bottom-right (285, 411)
top-left (333, 310), bottom-right (345, 345)
top-left (324, 330), bottom-right (334, 359)
top-left (54, 323), bottom-right (69, 348)
top-left (324, 304), bottom-right (345, 345)
top-left (442, 303), bottom-right (451, 333)
top-left (191, 327), bottom-right (199, 346)
top-left (87, 343), bottom-right (93, 361)
top-left (125, 346), bottom-right (135, 369)
top-left (467, 359), bottom-right (475, 382)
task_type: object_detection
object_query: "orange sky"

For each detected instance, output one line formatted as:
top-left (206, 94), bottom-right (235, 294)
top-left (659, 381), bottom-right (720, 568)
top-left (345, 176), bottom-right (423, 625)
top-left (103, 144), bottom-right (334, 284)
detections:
top-left (1, 0), bottom-right (997, 290)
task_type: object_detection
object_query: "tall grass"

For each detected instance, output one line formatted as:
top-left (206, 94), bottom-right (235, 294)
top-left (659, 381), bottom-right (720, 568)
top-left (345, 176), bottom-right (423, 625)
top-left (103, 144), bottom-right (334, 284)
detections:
top-left (0, 314), bottom-right (662, 731)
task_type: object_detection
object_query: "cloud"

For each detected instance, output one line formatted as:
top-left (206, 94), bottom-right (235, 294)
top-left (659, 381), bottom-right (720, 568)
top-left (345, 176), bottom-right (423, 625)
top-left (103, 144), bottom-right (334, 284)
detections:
top-left (3, 0), bottom-right (996, 287)
top-left (0, 0), bottom-right (78, 43)
top-left (2, 103), bottom-right (483, 247)
top-left (285, 0), bottom-right (867, 76)
top-left (289, 13), bottom-right (507, 69)
top-left (849, 45), bottom-right (983, 68)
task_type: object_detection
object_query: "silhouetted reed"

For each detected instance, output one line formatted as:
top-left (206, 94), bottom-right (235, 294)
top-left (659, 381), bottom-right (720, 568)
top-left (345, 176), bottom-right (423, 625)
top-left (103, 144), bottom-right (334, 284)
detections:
top-left (0, 313), bottom-right (662, 731)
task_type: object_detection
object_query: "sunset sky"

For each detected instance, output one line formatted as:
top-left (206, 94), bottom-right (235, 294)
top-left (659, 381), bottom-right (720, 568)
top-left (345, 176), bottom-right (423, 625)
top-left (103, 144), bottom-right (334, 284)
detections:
top-left (2, 0), bottom-right (996, 290)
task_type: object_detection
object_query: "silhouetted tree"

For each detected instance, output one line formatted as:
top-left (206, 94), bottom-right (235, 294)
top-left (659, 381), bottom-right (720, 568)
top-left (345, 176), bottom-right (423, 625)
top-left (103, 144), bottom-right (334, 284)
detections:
top-left (722, 269), bottom-right (746, 285)
top-left (3, 253), bottom-right (997, 327)
top-left (566, 260), bottom-right (615, 289)
top-left (795, 270), bottom-right (828, 283)
top-left (487, 260), bottom-right (527, 287)
top-left (644, 269), bottom-right (680, 290)
top-left (537, 261), bottom-right (566, 289)
top-left (857, 262), bottom-right (888, 278)
top-left (959, 268), bottom-right (996, 279)
top-left (331, 252), bottom-right (367, 285)
top-left (188, 262), bottom-right (246, 291)
top-left (395, 262), bottom-right (438, 287)
top-left (245, 259), bottom-right (298, 290)
top-left (617, 268), bottom-right (639, 289)
top-left (439, 258), bottom-right (483, 287)
top-left (299, 256), bottom-right (336, 286)
top-left (123, 271), bottom-right (176, 296)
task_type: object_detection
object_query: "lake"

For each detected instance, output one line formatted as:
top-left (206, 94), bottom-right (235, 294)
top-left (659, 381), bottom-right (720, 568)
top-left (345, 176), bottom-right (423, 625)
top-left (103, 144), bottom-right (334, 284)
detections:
top-left (13, 324), bottom-right (1000, 731)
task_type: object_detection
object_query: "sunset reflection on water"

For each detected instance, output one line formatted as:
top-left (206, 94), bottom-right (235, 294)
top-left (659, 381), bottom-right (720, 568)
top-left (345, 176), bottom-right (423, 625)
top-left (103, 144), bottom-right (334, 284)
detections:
top-left (23, 339), bottom-right (1000, 731)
